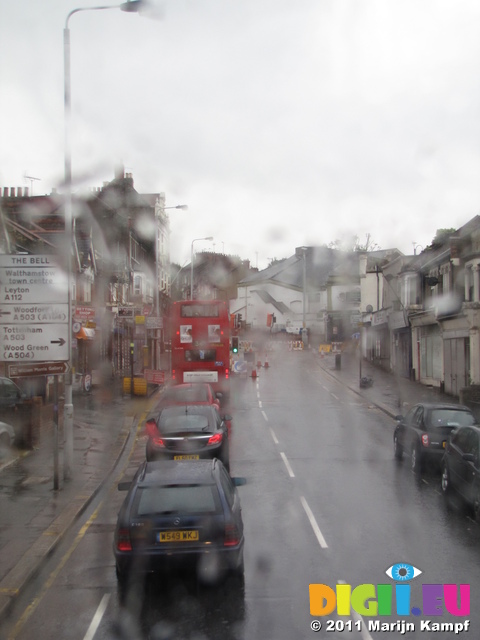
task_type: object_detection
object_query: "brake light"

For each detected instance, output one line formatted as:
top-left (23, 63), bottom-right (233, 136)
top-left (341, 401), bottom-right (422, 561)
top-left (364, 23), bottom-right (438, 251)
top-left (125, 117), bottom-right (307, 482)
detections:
top-left (224, 523), bottom-right (240, 546)
top-left (207, 433), bottom-right (223, 446)
top-left (172, 369), bottom-right (176, 381)
top-left (225, 368), bottom-right (229, 380)
top-left (421, 434), bottom-right (430, 447)
top-left (145, 419), bottom-right (158, 438)
top-left (116, 528), bottom-right (132, 552)
top-left (145, 420), bottom-right (166, 447)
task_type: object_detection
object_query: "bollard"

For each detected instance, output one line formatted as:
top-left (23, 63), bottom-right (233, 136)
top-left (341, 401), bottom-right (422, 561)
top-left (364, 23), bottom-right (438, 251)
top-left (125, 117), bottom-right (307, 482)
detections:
top-left (335, 353), bottom-right (341, 370)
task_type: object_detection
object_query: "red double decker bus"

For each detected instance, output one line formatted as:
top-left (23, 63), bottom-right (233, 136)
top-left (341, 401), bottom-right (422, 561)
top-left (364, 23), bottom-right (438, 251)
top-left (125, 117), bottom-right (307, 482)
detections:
top-left (169, 300), bottom-right (231, 396)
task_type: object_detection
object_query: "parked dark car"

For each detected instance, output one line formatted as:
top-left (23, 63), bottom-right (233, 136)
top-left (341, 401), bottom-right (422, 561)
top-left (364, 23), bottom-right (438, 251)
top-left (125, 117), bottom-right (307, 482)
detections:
top-left (0, 377), bottom-right (28, 446)
top-left (441, 425), bottom-right (480, 521)
top-left (113, 459), bottom-right (245, 588)
top-left (0, 377), bottom-right (24, 410)
top-left (145, 404), bottom-right (231, 469)
top-left (393, 402), bottom-right (477, 474)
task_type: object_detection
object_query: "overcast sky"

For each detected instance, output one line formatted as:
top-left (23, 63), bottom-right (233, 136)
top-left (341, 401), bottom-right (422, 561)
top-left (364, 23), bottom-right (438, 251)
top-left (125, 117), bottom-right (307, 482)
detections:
top-left (1, 0), bottom-right (480, 269)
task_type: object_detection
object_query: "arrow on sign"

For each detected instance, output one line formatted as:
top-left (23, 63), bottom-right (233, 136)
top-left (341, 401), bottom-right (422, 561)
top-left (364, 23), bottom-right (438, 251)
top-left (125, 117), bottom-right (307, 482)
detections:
top-left (0, 310), bottom-right (12, 317)
top-left (51, 338), bottom-right (66, 346)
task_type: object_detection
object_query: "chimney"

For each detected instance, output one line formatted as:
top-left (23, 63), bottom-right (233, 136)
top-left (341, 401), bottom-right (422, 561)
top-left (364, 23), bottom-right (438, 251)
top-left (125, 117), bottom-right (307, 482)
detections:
top-left (2, 187), bottom-right (8, 197)
top-left (24, 187), bottom-right (29, 197)
top-left (115, 164), bottom-right (124, 181)
top-left (125, 172), bottom-right (134, 188)
top-left (17, 187), bottom-right (23, 197)
top-left (10, 187), bottom-right (15, 197)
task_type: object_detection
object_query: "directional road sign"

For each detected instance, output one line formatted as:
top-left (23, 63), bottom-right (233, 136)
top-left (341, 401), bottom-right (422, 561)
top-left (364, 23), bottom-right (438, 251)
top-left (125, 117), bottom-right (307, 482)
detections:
top-left (0, 255), bottom-right (69, 363)
top-left (1, 323), bottom-right (69, 362)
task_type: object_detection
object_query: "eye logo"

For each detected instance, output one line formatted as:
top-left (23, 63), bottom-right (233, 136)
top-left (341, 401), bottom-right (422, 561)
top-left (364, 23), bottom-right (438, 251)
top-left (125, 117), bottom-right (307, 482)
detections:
top-left (385, 563), bottom-right (422, 582)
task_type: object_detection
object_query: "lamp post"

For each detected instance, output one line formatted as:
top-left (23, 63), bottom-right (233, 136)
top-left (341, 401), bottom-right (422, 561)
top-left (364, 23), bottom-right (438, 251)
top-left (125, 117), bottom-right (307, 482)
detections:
top-left (301, 247), bottom-right (308, 347)
top-left (63, 0), bottom-right (144, 481)
top-left (154, 200), bottom-right (187, 369)
top-left (190, 237), bottom-right (213, 299)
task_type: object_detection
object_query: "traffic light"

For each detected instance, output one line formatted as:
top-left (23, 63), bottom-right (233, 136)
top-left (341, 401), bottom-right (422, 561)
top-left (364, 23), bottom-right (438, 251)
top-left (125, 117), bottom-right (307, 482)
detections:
top-left (232, 336), bottom-right (239, 353)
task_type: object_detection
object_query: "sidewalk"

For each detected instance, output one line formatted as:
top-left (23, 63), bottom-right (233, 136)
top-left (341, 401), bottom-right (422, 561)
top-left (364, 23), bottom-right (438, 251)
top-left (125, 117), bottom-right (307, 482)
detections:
top-left (314, 349), bottom-right (460, 418)
top-left (0, 387), bottom-right (159, 623)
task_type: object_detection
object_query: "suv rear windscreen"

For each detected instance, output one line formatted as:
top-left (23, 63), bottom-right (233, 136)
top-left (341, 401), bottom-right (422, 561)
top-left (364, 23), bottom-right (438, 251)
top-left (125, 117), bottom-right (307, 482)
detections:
top-left (134, 484), bottom-right (221, 516)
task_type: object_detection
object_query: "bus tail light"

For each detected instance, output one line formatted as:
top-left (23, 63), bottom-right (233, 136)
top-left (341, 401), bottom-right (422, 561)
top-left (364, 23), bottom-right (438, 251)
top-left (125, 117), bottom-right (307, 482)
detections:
top-left (226, 368), bottom-right (229, 379)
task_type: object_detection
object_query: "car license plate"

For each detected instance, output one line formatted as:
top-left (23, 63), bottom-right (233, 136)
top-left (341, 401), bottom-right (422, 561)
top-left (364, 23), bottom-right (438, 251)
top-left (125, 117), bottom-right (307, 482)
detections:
top-left (158, 530), bottom-right (199, 542)
top-left (173, 454), bottom-right (199, 460)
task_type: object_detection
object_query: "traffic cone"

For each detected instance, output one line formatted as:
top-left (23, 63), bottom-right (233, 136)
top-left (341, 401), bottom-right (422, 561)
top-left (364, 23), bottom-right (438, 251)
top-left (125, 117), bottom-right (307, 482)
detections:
top-left (264, 353), bottom-right (269, 368)
top-left (251, 368), bottom-right (257, 379)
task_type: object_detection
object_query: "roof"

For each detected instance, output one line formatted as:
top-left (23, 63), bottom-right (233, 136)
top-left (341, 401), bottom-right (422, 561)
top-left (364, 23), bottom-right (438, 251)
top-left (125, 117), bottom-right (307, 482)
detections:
top-left (140, 459), bottom-right (218, 486)
top-left (250, 289), bottom-right (291, 314)
top-left (239, 246), bottom-right (361, 290)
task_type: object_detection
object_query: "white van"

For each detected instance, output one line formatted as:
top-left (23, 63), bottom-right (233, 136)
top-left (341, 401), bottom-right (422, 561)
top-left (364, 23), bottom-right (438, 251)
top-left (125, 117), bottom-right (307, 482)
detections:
top-left (285, 321), bottom-right (302, 336)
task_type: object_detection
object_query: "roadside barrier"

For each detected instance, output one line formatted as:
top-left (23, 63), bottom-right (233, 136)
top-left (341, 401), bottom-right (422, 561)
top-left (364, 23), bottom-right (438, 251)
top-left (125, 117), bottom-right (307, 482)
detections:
top-left (288, 341), bottom-right (304, 351)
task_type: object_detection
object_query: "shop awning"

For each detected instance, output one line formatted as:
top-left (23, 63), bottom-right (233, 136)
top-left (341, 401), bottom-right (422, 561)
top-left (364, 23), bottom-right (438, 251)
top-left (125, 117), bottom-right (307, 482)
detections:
top-left (75, 327), bottom-right (95, 340)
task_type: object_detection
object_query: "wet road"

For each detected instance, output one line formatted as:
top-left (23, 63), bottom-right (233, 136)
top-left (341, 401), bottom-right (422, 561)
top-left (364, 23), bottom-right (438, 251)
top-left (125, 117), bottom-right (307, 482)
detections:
top-left (3, 347), bottom-right (480, 639)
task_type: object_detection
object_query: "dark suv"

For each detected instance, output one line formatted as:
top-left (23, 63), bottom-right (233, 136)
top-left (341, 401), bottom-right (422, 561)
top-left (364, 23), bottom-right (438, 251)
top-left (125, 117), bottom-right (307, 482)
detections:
top-left (394, 403), bottom-right (477, 474)
top-left (114, 459), bottom-right (245, 589)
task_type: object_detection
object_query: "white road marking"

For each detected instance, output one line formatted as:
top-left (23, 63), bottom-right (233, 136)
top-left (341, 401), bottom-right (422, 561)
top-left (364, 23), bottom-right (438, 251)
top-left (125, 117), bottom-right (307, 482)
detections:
top-left (83, 593), bottom-right (111, 640)
top-left (300, 496), bottom-right (328, 549)
top-left (280, 452), bottom-right (295, 477)
top-left (331, 392), bottom-right (339, 400)
top-left (269, 428), bottom-right (279, 444)
top-left (259, 400), bottom-right (263, 408)
top-left (261, 410), bottom-right (269, 421)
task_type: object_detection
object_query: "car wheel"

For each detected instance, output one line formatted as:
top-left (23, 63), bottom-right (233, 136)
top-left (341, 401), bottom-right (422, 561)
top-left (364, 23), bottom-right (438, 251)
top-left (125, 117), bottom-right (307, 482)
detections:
top-left (393, 434), bottom-right (403, 460)
top-left (411, 445), bottom-right (422, 475)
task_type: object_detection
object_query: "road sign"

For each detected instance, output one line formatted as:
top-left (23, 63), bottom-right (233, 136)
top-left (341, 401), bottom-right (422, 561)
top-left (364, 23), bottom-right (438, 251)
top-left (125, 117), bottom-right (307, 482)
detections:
top-left (0, 255), bottom-right (69, 363)
top-left (0, 255), bottom-right (68, 305)
top-left (146, 316), bottom-right (163, 329)
top-left (144, 369), bottom-right (165, 384)
top-left (0, 303), bottom-right (68, 324)
top-left (1, 323), bottom-right (69, 362)
top-left (8, 361), bottom-right (71, 378)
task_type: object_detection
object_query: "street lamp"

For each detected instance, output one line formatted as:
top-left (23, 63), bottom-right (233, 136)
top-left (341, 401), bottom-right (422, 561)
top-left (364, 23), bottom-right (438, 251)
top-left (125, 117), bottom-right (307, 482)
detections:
top-left (190, 237), bottom-right (213, 299)
top-left (63, 0), bottom-right (144, 481)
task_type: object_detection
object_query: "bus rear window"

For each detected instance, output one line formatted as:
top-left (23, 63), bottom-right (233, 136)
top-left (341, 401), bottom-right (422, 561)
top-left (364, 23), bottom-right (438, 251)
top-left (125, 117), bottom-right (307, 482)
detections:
top-left (181, 304), bottom-right (220, 318)
top-left (185, 349), bottom-right (217, 362)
